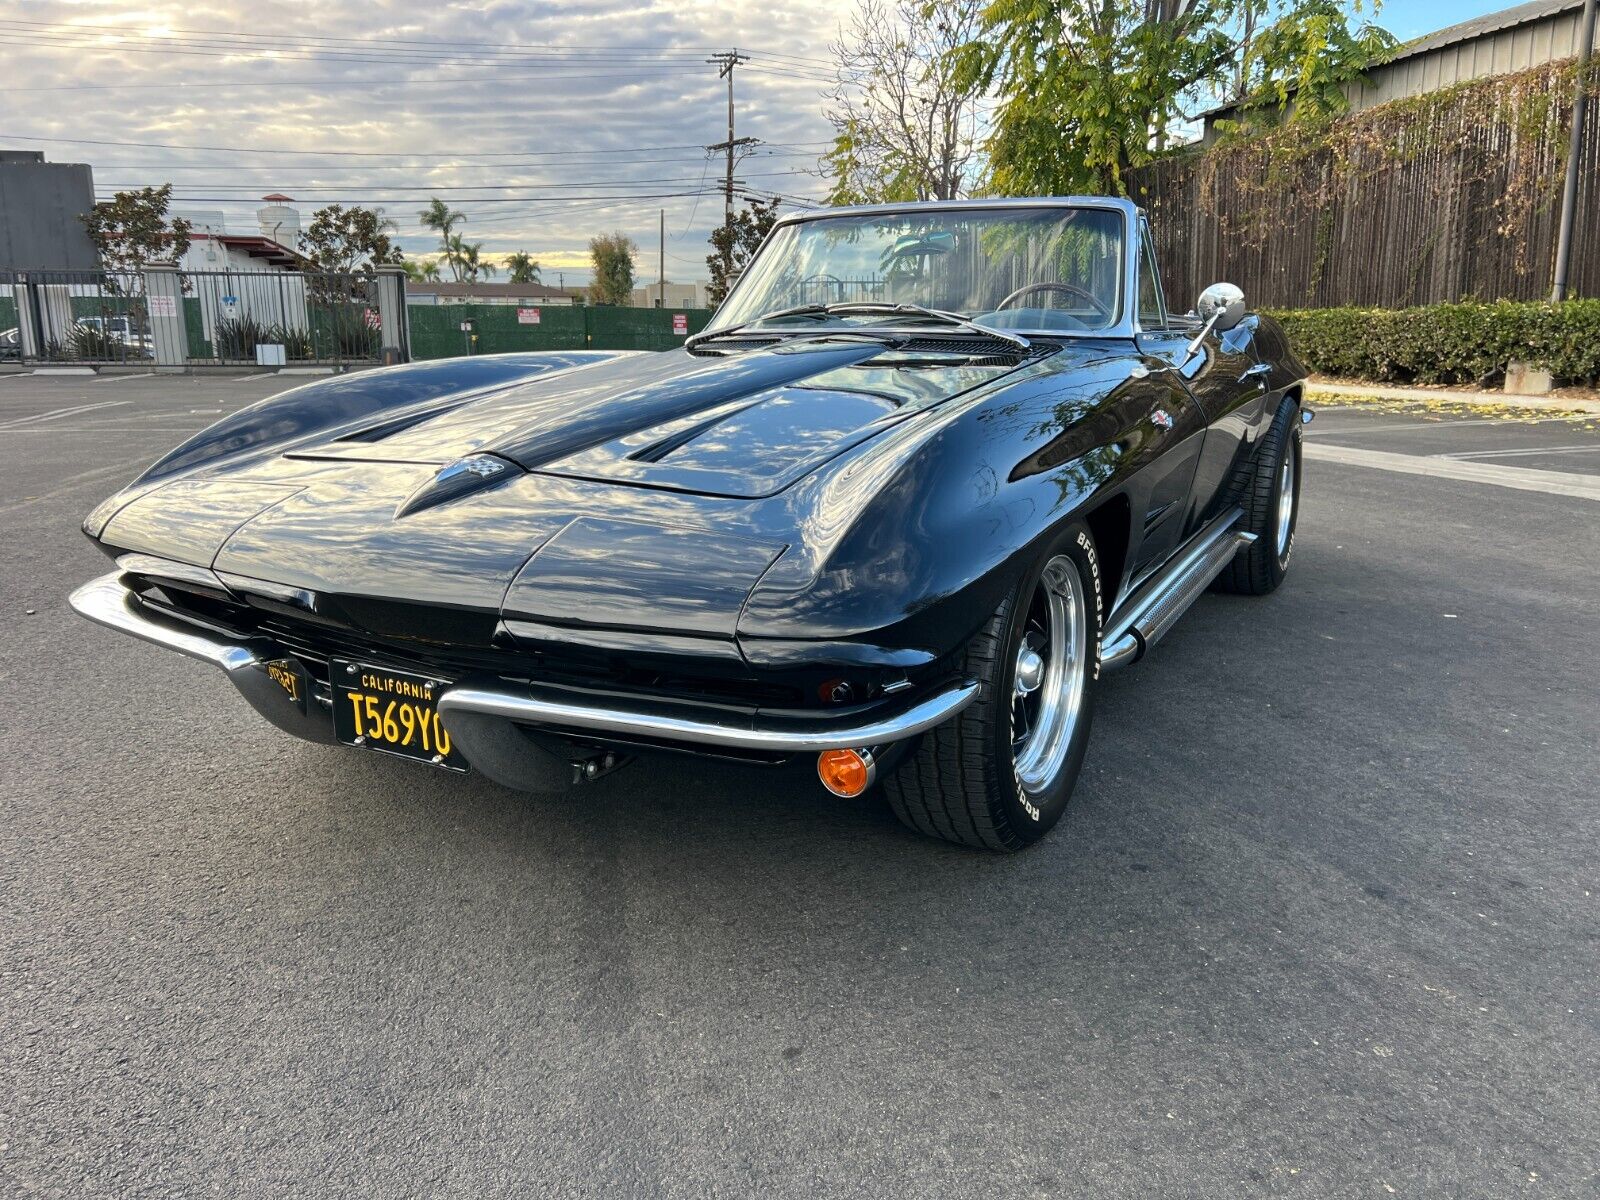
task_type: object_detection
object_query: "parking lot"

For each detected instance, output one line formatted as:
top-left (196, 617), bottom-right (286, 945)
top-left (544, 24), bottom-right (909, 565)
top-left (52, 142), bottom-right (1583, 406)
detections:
top-left (3, 372), bottom-right (1597, 1197)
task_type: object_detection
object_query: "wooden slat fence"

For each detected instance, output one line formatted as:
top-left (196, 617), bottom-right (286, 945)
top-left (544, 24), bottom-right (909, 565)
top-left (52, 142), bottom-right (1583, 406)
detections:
top-left (1130, 62), bottom-right (1600, 309)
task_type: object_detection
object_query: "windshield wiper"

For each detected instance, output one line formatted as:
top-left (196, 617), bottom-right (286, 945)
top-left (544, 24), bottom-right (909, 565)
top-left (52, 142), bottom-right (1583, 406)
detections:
top-left (686, 301), bottom-right (1031, 352)
top-left (822, 303), bottom-right (1031, 350)
top-left (684, 303), bottom-right (832, 349)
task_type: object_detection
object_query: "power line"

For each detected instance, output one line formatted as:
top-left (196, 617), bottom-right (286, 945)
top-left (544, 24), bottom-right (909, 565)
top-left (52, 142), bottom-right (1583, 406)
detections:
top-left (97, 170), bottom-right (816, 191)
top-left (81, 150), bottom-right (821, 173)
top-left (0, 132), bottom-right (829, 159)
top-left (124, 191), bottom-right (728, 204)
top-left (0, 25), bottom-right (837, 81)
top-left (3, 19), bottom-right (837, 65)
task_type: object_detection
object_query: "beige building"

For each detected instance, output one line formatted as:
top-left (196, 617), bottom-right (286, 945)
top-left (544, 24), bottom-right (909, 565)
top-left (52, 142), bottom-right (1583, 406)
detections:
top-left (630, 280), bottom-right (712, 309)
top-left (406, 281), bottom-right (586, 307)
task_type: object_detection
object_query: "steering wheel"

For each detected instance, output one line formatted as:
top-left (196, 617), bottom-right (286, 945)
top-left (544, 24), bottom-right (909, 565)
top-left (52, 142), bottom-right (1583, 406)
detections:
top-left (997, 281), bottom-right (1112, 321)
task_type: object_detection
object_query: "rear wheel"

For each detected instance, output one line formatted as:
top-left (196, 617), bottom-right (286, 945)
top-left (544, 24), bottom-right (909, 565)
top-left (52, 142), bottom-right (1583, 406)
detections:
top-left (884, 522), bottom-right (1102, 851)
top-left (1214, 394), bottom-right (1302, 595)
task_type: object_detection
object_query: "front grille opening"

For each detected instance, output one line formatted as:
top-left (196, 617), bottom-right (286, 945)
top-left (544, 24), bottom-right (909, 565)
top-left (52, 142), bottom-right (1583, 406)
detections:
top-left (129, 575), bottom-right (816, 710)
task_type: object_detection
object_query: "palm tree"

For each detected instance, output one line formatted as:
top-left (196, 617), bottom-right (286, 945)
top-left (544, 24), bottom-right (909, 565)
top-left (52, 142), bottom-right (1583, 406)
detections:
top-left (504, 251), bottom-right (542, 285)
top-left (447, 234), bottom-right (496, 283)
top-left (419, 198), bottom-right (466, 279)
top-left (402, 258), bottom-right (442, 283)
top-left (444, 233), bottom-right (468, 282)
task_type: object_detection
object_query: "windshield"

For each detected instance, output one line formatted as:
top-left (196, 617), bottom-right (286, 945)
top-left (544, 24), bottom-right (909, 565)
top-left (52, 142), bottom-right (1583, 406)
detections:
top-left (711, 206), bottom-right (1125, 336)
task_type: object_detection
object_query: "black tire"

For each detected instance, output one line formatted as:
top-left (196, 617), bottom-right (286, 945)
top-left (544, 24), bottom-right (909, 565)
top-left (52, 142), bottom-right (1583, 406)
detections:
top-left (883, 522), bottom-right (1103, 851)
top-left (1214, 394), bottom-right (1302, 595)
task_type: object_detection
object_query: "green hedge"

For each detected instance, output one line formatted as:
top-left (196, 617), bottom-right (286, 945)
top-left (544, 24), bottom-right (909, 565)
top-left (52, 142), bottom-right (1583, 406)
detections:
top-left (1268, 300), bottom-right (1600, 388)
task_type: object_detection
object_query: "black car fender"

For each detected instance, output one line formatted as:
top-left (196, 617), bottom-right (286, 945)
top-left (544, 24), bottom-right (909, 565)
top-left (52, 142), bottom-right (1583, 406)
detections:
top-left (81, 352), bottom-right (623, 538)
top-left (737, 350), bottom-right (1160, 666)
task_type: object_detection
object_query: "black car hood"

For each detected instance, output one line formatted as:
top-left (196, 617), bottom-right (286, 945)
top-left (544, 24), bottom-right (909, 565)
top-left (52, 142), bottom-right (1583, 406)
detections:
top-left (97, 339), bottom-right (1046, 627)
top-left (290, 339), bottom-right (1029, 498)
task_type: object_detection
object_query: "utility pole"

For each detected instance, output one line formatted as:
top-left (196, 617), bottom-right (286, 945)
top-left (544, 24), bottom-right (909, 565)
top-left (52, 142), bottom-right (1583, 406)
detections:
top-left (706, 50), bottom-right (756, 231)
top-left (659, 208), bottom-right (666, 308)
top-left (1552, 0), bottom-right (1598, 301)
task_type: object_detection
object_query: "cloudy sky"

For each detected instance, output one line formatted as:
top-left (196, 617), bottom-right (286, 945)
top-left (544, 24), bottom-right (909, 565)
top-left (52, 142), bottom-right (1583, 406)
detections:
top-left (6, 0), bottom-right (858, 285)
top-left (6, 0), bottom-right (1485, 286)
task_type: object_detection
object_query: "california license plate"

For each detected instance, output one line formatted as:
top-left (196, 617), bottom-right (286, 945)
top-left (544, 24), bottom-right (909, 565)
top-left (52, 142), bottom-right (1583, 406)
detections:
top-left (331, 660), bottom-right (466, 770)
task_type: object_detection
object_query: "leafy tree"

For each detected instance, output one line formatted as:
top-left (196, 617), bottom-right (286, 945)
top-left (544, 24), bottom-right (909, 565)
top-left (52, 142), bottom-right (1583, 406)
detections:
top-left (1230, 0), bottom-right (1397, 123)
top-left (821, 0), bottom-right (985, 205)
top-left (588, 232), bottom-right (637, 305)
top-left (419, 197), bottom-right (467, 280)
top-left (705, 198), bottom-right (779, 306)
top-left (299, 204), bottom-right (403, 273)
top-left (403, 258), bottom-right (443, 282)
top-left (80, 184), bottom-right (193, 275)
top-left (504, 251), bottom-right (543, 284)
top-left (955, 0), bottom-right (1395, 195)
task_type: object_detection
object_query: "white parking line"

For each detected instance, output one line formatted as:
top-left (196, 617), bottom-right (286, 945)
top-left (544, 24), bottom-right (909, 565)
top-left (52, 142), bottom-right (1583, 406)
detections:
top-left (1442, 444), bottom-right (1600, 461)
top-left (0, 399), bottom-right (131, 429)
top-left (1306, 415), bottom-right (1595, 435)
top-left (1305, 443), bottom-right (1600, 502)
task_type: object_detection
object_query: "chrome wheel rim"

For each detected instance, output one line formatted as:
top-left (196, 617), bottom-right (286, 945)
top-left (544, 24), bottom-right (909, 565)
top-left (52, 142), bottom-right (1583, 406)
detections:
top-left (1011, 555), bottom-right (1089, 797)
top-left (1274, 445), bottom-right (1296, 558)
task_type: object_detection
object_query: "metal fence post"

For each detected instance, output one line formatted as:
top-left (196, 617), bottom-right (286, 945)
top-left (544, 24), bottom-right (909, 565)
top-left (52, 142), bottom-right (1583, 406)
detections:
top-left (1551, 0), bottom-right (1598, 302)
top-left (144, 265), bottom-right (189, 370)
top-left (16, 275), bottom-right (47, 360)
top-left (375, 266), bottom-right (409, 363)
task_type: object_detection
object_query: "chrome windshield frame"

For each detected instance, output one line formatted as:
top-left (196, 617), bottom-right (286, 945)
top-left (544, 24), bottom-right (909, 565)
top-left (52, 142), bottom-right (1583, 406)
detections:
top-left (709, 196), bottom-right (1142, 342)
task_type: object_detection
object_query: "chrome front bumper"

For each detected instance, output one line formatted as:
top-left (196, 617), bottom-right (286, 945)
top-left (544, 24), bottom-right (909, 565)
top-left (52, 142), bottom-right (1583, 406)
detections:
top-left (69, 572), bottom-right (979, 780)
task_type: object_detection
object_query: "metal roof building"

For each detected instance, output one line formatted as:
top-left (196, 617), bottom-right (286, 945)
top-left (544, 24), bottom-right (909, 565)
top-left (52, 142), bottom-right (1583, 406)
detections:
top-left (1202, 0), bottom-right (1599, 139)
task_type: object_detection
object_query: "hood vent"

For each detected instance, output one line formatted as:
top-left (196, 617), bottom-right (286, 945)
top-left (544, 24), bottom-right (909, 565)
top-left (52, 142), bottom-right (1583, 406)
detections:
top-left (395, 453), bottom-right (523, 517)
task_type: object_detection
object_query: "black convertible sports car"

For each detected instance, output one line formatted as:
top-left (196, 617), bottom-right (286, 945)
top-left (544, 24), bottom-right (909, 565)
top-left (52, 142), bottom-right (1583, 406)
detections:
top-left (72, 197), bottom-right (1308, 851)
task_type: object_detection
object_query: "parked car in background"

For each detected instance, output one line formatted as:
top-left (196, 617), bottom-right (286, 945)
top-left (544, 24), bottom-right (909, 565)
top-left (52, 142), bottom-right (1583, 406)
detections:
top-left (70, 197), bottom-right (1308, 851)
top-left (0, 327), bottom-right (20, 361)
top-left (75, 315), bottom-right (152, 357)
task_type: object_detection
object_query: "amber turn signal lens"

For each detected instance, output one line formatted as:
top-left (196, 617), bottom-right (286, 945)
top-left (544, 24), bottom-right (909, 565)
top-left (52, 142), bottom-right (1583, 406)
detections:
top-left (817, 748), bottom-right (874, 798)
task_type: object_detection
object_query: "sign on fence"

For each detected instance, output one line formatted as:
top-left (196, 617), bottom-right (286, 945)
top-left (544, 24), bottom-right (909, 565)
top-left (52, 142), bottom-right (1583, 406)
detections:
top-left (148, 294), bottom-right (177, 317)
top-left (517, 307), bottom-right (541, 325)
top-left (672, 313), bottom-right (688, 336)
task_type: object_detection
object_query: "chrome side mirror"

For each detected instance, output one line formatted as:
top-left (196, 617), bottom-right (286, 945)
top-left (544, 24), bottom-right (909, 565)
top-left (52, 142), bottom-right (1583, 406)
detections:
top-left (1196, 283), bottom-right (1246, 331)
top-left (1182, 282), bottom-right (1247, 366)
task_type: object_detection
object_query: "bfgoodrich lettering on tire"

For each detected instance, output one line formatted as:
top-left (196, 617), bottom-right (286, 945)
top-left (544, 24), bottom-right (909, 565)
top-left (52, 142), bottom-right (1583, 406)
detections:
top-left (884, 521), bottom-right (1102, 851)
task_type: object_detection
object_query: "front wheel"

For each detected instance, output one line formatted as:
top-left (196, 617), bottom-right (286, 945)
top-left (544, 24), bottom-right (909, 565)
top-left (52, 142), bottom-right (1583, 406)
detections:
top-left (884, 522), bottom-right (1102, 851)
top-left (1214, 394), bottom-right (1302, 595)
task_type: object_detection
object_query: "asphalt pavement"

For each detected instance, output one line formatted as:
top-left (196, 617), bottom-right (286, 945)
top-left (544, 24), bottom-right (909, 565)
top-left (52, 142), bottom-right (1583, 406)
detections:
top-left (2, 373), bottom-right (1597, 1198)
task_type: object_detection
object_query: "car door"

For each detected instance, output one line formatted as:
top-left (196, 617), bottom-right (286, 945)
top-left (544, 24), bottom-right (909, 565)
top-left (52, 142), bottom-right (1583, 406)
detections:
top-left (1139, 308), bottom-right (1271, 534)
top-left (1182, 315), bottom-right (1272, 530)
top-left (1123, 225), bottom-right (1207, 577)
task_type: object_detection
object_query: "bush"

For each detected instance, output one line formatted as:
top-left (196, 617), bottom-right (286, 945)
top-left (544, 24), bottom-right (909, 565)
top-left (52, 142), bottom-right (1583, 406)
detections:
top-left (1268, 299), bottom-right (1600, 388)
top-left (213, 316), bottom-right (315, 361)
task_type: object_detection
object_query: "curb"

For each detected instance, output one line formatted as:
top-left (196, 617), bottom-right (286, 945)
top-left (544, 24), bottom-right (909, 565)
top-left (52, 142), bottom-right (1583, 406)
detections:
top-left (1308, 381), bottom-right (1600, 416)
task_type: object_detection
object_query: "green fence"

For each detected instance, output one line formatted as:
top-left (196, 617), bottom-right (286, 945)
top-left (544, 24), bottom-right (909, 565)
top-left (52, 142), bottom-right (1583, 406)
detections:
top-left (408, 304), bottom-right (713, 360)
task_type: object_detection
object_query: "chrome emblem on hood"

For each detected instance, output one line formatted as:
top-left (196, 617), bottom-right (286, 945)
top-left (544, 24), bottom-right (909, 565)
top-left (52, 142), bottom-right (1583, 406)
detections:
top-left (438, 454), bottom-right (507, 481)
top-left (396, 453), bottom-right (519, 518)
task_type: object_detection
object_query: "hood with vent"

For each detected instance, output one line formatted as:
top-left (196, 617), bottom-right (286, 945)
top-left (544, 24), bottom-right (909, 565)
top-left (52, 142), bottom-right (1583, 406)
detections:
top-left (287, 339), bottom-right (1035, 499)
top-left (90, 339), bottom-right (1048, 627)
